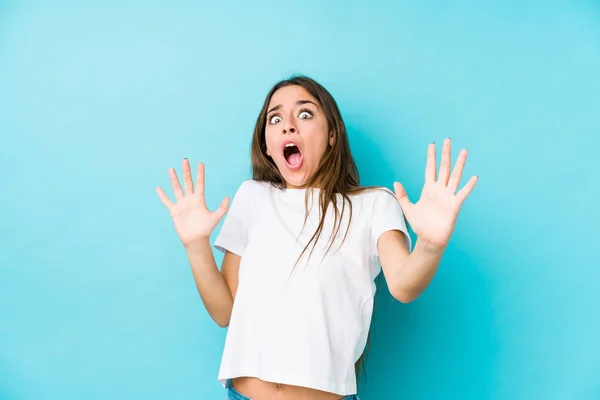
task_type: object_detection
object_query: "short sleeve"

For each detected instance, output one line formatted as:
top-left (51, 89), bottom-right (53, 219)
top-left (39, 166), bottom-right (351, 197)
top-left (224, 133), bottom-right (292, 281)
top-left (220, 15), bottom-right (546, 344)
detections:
top-left (370, 188), bottom-right (412, 258)
top-left (214, 180), bottom-right (251, 257)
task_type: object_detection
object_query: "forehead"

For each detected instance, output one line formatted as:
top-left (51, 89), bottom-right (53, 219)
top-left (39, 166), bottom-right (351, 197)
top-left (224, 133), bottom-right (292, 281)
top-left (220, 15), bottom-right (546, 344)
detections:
top-left (268, 85), bottom-right (319, 109)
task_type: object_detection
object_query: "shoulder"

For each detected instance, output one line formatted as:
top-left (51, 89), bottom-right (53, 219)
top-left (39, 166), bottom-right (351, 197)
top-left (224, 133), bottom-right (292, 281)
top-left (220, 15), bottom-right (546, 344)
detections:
top-left (354, 187), bottom-right (403, 222)
top-left (353, 186), bottom-right (396, 204)
top-left (240, 179), bottom-right (273, 191)
top-left (234, 179), bottom-right (274, 199)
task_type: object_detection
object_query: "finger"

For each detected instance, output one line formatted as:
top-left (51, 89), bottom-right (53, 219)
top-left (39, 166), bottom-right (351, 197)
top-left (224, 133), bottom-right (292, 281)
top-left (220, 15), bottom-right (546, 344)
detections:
top-left (438, 138), bottom-right (452, 185)
top-left (156, 186), bottom-right (174, 209)
top-left (195, 162), bottom-right (205, 198)
top-left (182, 158), bottom-right (194, 196)
top-left (456, 175), bottom-right (478, 205)
top-left (169, 168), bottom-right (184, 201)
top-left (393, 182), bottom-right (412, 210)
top-left (214, 196), bottom-right (230, 220)
top-left (448, 149), bottom-right (468, 193)
top-left (425, 142), bottom-right (436, 182)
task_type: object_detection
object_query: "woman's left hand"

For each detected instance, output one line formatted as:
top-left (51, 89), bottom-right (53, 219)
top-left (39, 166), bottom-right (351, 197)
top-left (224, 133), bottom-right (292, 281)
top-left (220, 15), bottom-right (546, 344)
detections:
top-left (393, 138), bottom-right (478, 250)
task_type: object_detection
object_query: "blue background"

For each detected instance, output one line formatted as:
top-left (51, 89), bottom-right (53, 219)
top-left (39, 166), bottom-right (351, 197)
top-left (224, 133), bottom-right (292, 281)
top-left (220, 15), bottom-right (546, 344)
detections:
top-left (1, 1), bottom-right (598, 399)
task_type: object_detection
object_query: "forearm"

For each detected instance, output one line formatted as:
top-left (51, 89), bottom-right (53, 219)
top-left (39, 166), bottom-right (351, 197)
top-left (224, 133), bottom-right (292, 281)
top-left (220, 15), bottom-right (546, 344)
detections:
top-left (184, 239), bottom-right (234, 327)
top-left (388, 238), bottom-right (445, 303)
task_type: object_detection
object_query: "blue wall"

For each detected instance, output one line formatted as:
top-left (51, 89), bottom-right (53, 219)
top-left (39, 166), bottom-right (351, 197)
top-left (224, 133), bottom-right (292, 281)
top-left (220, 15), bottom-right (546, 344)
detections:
top-left (1, 1), bottom-right (598, 399)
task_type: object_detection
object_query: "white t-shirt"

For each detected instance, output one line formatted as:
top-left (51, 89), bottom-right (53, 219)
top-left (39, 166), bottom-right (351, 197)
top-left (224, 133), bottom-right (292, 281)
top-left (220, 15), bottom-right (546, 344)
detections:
top-left (213, 179), bottom-right (411, 396)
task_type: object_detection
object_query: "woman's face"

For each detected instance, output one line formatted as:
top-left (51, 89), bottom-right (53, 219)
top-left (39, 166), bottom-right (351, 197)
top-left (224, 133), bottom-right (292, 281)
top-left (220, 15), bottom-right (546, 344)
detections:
top-left (264, 85), bottom-right (334, 189)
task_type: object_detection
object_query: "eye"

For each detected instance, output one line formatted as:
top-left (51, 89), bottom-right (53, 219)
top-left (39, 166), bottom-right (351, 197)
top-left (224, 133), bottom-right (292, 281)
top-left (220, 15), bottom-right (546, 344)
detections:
top-left (298, 109), bottom-right (313, 119)
top-left (269, 114), bottom-right (282, 124)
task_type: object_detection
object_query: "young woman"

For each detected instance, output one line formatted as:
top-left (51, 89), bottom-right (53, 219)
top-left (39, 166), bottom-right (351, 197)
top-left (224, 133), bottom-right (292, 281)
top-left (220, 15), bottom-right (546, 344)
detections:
top-left (156, 76), bottom-right (478, 400)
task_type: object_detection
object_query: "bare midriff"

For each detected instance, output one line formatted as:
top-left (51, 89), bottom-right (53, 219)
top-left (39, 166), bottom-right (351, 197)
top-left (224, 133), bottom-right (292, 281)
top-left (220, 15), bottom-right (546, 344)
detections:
top-left (231, 377), bottom-right (346, 400)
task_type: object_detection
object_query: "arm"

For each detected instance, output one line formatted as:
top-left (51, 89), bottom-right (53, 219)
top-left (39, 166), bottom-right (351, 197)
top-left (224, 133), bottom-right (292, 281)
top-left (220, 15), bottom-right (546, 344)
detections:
top-left (381, 138), bottom-right (478, 303)
top-left (378, 231), bottom-right (444, 303)
top-left (156, 159), bottom-right (243, 328)
top-left (185, 242), bottom-right (240, 327)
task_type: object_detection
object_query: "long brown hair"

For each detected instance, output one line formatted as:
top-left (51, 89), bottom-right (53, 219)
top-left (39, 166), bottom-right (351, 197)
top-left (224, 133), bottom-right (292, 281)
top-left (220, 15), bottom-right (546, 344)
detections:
top-left (250, 74), bottom-right (380, 382)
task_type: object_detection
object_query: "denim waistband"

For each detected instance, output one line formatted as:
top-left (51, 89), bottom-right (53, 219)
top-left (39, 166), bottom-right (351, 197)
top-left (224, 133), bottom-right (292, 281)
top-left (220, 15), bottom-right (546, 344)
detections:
top-left (225, 380), bottom-right (250, 400)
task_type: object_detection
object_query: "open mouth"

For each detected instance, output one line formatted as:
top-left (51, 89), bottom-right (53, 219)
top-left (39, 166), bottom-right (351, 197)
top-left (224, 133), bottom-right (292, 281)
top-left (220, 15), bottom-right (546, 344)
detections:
top-left (282, 142), bottom-right (303, 170)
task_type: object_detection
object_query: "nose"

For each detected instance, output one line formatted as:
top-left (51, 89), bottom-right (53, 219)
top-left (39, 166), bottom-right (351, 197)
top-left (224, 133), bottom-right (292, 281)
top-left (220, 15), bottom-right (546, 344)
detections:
top-left (282, 120), bottom-right (297, 134)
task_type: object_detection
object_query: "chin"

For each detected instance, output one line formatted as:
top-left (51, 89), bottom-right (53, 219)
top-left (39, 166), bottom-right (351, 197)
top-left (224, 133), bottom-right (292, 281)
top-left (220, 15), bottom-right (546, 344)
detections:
top-left (279, 169), bottom-right (310, 189)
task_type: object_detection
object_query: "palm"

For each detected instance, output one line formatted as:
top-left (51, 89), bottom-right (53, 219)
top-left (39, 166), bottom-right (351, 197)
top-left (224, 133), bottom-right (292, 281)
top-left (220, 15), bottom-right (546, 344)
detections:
top-left (156, 160), bottom-right (229, 247)
top-left (169, 193), bottom-right (216, 243)
top-left (394, 139), bottom-right (478, 248)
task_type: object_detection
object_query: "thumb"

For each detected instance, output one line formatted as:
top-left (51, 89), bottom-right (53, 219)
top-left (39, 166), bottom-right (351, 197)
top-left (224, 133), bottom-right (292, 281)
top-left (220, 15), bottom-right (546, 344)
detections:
top-left (214, 196), bottom-right (230, 221)
top-left (393, 182), bottom-right (412, 210)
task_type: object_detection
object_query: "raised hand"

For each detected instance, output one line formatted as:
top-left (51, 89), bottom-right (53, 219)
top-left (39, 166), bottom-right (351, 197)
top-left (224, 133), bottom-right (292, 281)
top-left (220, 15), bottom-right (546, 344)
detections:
top-left (156, 159), bottom-right (230, 248)
top-left (393, 138), bottom-right (478, 249)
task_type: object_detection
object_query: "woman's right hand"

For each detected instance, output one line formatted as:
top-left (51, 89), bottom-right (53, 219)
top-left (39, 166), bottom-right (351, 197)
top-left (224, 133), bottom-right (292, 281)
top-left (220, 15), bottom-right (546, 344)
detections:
top-left (156, 159), bottom-right (230, 249)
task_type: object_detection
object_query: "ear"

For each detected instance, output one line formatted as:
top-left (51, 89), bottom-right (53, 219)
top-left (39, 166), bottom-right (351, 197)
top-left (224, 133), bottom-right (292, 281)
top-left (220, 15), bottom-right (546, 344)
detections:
top-left (328, 131), bottom-right (335, 147)
top-left (266, 146), bottom-right (271, 157)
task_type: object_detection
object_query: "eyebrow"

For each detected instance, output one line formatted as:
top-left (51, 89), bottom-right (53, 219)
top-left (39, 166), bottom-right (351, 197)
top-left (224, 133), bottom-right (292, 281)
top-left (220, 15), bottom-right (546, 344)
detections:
top-left (267, 100), bottom-right (318, 115)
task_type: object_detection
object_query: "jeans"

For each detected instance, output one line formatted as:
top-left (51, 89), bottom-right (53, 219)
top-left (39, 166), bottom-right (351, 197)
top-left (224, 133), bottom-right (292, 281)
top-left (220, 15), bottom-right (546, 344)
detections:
top-left (225, 380), bottom-right (359, 400)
